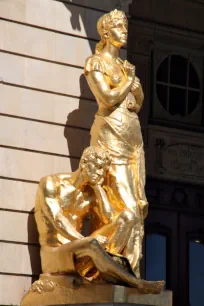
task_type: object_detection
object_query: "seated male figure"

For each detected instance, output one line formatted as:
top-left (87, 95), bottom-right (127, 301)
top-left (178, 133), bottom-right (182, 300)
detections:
top-left (35, 146), bottom-right (164, 293)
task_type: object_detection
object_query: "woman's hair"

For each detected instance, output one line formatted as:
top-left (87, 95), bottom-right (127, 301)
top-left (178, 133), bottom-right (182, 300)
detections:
top-left (95, 9), bottom-right (127, 54)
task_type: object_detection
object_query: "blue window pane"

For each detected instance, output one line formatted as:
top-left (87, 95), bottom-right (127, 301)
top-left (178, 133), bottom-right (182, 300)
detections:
top-left (145, 234), bottom-right (166, 284)
top-left (189, 240), bottom-right (204, 306)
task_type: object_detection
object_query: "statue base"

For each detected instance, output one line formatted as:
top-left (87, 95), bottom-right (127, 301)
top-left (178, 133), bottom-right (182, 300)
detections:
top-left (21, 274), bottom-right (172, 306)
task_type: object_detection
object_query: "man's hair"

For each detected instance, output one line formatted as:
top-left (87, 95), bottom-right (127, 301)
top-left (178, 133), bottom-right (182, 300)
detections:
top-left (80, 146), bottom-right (111, 170)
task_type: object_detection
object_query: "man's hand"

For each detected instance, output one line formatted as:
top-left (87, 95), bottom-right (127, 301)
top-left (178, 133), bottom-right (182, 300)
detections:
top-left (91, 177), bottom-right (104, 190)
top-left (96, 176), bottom-right (104, 186)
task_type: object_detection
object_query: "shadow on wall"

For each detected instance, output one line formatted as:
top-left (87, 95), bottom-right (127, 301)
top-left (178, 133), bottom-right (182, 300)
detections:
top-left (62, 1), bottom-right (100, 53)
top-left (28, 209), bottom-right (41, 283)
top-left (64, 74), bottom-right (92, 171)
top-left (62, 2), bottom-right (101, 171)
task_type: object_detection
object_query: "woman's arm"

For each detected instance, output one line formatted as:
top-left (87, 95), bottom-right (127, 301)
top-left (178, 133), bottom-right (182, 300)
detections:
top-left (130, 77), bottom-right (144, 113)
top-left (86, 61), bottom-right (135, 108)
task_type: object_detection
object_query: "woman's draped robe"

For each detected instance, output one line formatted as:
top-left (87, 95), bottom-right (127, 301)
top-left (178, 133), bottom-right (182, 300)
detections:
top-left (85, 55), bottom-right (148, 277)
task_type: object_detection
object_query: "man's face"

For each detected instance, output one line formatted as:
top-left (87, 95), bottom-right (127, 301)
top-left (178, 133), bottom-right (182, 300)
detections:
top-left (83, 157), bottom-right (106, 185)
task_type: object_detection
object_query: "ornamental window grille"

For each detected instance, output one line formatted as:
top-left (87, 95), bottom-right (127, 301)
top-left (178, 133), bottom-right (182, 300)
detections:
top-left (156, 55), bottom-right (200, 117)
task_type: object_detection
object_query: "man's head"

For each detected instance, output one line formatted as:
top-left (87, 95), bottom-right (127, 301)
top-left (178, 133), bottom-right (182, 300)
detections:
top-left (80, 146), bottom-right (111, 185)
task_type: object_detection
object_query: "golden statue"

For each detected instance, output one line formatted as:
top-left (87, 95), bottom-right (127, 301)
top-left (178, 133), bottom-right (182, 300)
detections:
top-left (21, 9), bottom-right (164, 306)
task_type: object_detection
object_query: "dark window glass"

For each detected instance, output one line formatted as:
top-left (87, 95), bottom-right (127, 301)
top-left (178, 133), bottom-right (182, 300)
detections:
top-left (170, 55), bottom-right (187, 86)
top-left (157, 84), bottom-right (168, 110)
top-left (157, 57), bottom-right (169, 82)
top-left (145, 234), bottom-right (166, 284)
top-left (189, 240), bottom-right (204, 306)
top-left (189, 64), bottom-right (200, 89)
top-left (188, 91), bottom-right (200, 115)
top-left (169, 87), bottom-right (186, 116)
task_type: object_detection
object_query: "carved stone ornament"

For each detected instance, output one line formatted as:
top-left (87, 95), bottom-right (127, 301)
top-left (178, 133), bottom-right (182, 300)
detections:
top-left (156, 141), bottom-right (204, 182)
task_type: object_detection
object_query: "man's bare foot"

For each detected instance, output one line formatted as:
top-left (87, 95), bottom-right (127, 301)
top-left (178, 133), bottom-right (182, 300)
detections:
top-left (136, 279), bottom-right (165, 294)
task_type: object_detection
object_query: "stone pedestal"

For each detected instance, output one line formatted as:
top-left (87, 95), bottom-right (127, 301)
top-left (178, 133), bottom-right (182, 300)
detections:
top-left (21, 280), bottom-right (172, 306)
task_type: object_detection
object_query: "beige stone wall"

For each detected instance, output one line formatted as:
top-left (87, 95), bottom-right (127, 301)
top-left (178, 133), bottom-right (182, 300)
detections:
top-left (0, 1), bottom-right (128, 304)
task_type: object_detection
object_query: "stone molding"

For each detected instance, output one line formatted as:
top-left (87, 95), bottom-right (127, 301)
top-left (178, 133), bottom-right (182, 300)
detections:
top-left (147, 125), bottom-right (204, 186)
top-left (129, 19), bottom-right (204, 56)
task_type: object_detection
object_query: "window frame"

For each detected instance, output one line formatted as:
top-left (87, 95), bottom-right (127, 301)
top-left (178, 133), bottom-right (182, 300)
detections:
top-left (152, 45), bottom-right (203, 128)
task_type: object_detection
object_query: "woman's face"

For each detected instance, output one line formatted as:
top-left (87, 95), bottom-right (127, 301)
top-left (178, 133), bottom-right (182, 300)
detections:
top-left (108, 19), bottom-right (128, 47)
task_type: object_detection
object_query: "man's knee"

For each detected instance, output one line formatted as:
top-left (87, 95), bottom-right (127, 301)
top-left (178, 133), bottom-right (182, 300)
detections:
top-left (40, 175), bottom-right (57, 198)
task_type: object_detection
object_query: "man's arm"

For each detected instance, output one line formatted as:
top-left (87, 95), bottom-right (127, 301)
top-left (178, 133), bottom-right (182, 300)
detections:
top-left (39, 176), bottom-right (84, 241)
top-left (92, 184), bottom-right (114, 224)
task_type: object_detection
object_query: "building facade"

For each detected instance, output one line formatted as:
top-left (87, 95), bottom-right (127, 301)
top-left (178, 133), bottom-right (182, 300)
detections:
top-left (0, 0), bottom-right (203, 305)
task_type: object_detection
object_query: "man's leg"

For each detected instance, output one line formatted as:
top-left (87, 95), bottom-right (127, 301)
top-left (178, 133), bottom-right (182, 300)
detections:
top-left (42, 237), bottom-right (164, 293)
top-left (73, 237), bottom-right (164, 294)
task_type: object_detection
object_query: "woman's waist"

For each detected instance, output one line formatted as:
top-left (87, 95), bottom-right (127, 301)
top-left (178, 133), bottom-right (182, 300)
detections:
top-left (97, 104), bottom-right (139, 119)
top-left (92, 112), bottom-right (140, 133)
top-left (110, 152), bottom-right (142, 165)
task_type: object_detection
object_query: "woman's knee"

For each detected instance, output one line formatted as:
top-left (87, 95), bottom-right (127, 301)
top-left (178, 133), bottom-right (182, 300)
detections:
top-left (118, 210), bottom-right (139, 225)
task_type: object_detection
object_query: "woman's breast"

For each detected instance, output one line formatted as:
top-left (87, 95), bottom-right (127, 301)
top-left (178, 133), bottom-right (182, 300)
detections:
top-left (104, 69), bottom-right (124, 88)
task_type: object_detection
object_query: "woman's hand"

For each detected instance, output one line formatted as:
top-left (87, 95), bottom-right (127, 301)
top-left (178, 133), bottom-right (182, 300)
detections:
top-left (131, 76), bottom-right (142, 95)
top-left (123, 60), bottom-right (135, 82)
top-left (130, 77), bottom-right (144, 113)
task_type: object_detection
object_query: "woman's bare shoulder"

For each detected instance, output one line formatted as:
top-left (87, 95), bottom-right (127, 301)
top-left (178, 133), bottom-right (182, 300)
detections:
top-left (84, 54), bottom-right (106, 75)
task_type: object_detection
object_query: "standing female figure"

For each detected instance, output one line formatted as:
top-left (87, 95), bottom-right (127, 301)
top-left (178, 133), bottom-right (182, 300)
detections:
top-left (84, 9), bottom-right (148, 277)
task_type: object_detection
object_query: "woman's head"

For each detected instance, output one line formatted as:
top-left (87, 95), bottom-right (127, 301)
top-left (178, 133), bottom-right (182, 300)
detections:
top-left (96, 9), bottom-right (128, 54)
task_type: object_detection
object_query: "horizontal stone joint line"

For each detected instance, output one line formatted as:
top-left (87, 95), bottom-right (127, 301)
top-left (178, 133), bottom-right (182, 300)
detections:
top-left (0, 271), bottom-right (39, 277)
top-left (0, 208), bottom-right (34, 214)
top-left (131, 16), bottom-right (204, 36)
top-left (0, 81), bottom-right (95, 102)
top-left (0, 240), bottom-right (40, 247)
top-left (0, 144), bottom-right (80, 160)
top-left (0, 49), bottom-right (84, 70)
top-left (0, 176), bottom-right (39, 184)
top-left (54, 0), bottom-right (108, 13)
top-left (0, 113), bottom-right (90, 132)
top-left (148, 200), bottom-right (204, 216)
top-left (0, 17), bottom-right (98, 42)
top-left (148, 118), bottom-right (204, 133)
